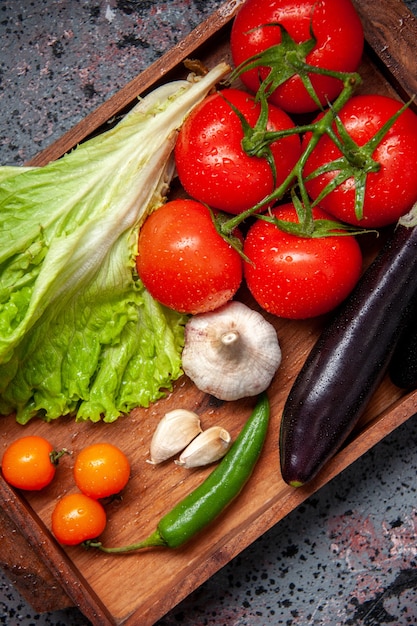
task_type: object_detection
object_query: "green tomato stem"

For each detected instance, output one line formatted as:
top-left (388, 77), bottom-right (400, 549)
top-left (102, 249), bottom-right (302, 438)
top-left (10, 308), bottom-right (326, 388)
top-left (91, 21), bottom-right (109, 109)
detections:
top-left (49, 448), bottom-right (70, 466)
top-left (224, 16), bottom-right (410, 236)
top-left (219, 72), bottom-right (362, 239)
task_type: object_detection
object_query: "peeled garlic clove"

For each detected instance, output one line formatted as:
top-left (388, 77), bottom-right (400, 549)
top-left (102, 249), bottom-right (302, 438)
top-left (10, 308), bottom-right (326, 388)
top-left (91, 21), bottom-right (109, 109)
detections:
top-left (182, 300), bottom-right (282, 401)
top-left (148, 409), bottom-right (202, 464)
top-left (175, 426), bottom-right (232, 468)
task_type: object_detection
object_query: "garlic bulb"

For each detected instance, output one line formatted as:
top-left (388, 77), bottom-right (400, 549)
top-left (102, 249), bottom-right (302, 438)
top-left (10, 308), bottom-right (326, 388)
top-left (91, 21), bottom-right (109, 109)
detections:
top-left (182, 301), bottom-right (281, 401)
top-left (175, 426), bottom-right (232, 468)
top-left (148, 409), bottom-right (202, 464)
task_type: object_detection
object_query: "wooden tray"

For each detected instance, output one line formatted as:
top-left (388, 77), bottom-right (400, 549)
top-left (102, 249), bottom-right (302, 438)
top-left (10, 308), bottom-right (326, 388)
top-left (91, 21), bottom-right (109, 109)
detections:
top-left (1, 0), bottom-right (417, 624)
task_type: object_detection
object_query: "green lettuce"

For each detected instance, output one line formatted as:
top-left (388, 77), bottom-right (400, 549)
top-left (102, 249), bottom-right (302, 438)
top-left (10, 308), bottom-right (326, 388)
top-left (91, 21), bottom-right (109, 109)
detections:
top-left (0, 63), bottom-right (230, 424)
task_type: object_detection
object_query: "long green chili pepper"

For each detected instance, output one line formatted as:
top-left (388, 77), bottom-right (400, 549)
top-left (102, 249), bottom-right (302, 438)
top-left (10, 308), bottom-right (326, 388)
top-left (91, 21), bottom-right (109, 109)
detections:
top-left (86, 393), bottom-right (270, 553)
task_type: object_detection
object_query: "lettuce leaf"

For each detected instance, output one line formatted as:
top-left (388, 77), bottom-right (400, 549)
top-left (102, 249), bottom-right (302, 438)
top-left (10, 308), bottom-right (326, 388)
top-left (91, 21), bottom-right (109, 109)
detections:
top-left (0, 63), bottom-right (230, 423)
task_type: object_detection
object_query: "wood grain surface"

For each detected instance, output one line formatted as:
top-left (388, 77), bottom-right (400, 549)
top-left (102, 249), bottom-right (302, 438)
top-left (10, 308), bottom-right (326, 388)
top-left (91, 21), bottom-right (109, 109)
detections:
top-left (1, 1), bottom-right (417, 624)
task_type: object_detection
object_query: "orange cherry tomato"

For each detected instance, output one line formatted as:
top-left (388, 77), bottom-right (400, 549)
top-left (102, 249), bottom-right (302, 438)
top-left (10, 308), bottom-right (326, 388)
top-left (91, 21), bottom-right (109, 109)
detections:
top-left (73, 442), bottom-right (130, 499)
top-left (1, 435), bottom-right (57, 491)
top-left (51, 493), bottom-right (107, 546)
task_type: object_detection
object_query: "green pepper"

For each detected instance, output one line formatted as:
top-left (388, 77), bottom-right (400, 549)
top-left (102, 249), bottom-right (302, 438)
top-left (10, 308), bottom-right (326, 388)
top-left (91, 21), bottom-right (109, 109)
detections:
top-left (87, 392), bottom-right (270, 553)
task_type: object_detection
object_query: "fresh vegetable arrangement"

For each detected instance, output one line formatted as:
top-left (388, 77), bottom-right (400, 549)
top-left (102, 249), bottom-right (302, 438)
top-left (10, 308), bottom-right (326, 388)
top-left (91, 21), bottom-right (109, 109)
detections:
top-left (1, 0), bottom-right (417, 574)
top-left (1, 434), bottom-right (131, 545)
top-left (86, 393), bottom-right (270, 553)
top-left (136, 0), bottom-right (417, 492)
top-left (3, 0), bottom-right (416, 428)
top-left (0, 63), bottom-right (230, 424)
top-left (2, 394), bottom-right (269, 550)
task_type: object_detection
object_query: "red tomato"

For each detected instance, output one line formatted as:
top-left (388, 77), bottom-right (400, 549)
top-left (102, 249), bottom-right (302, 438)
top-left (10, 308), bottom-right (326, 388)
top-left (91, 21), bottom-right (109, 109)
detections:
top-left (230, 0), bottom-right (364, 114)
top-left (74, 443), bottom-right (130, 500)
top-left (303, 95), bottom-right (417, 227)
top-left (136, 199), bottom-right (243, 314)
top-left (1, 435), bottom-right (57, 491)
top-left (175, 88), bottom-right (301, 215)
top-left (51, 493), bottom-right (107, 546)
top-left (243, 204), bottom-right (363, 319)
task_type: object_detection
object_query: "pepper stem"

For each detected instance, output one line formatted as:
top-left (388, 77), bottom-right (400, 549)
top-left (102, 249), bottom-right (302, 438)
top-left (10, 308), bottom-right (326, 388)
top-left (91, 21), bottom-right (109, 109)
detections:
top-left (83, 529), bottom-right (167, 553)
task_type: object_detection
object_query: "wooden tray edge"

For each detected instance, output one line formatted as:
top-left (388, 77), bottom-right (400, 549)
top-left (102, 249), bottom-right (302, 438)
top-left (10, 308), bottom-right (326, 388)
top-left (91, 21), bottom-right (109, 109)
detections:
top-left (352, 0), bottom-right (417, 103)
top-left (0, 475), bottom-right (116, 625)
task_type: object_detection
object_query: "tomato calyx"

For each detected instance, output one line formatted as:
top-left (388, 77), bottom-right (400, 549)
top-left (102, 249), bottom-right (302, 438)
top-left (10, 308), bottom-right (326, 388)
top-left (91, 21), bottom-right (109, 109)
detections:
top-left (211, 209), bottom-right (252, 262)
top-left (221, 92), bottom-right (280, 185)
top-left (49, 447), bottom-right (70, 466)
top-left (304, 98), bottom-right (414, 220)
top-left (258, 192), bottom-right (371, 239)
top-left (231, 22), bottom-right (356, 112)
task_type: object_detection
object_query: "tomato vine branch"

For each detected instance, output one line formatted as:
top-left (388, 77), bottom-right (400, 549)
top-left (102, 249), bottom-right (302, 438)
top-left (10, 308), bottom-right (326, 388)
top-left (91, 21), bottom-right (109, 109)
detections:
top-left (215, 16), bottom-right (413, 243)
top-left (219, 71), bottom-right (364, 239)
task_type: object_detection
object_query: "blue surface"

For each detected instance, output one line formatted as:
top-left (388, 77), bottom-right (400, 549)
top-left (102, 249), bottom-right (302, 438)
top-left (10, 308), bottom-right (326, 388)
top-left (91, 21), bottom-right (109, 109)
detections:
top-left (1, 1), bottom-right (417, 624)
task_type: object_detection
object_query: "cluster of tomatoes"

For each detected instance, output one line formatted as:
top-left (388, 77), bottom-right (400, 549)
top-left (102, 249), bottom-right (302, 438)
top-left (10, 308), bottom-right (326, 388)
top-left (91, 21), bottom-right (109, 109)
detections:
top-left (137, 0), bottom-right (417, 320)
top-left (1, 436), bottom-right (130, 546)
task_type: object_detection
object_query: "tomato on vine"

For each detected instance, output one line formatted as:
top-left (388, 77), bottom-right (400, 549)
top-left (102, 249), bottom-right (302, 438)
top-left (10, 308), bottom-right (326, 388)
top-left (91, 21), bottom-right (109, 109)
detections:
top-left (136, 199), bottom-right (243, 315)
top-left (303, 94), bottom-right (417, 227)
top-left (243, 203), bottom-right (363, 319)
top-left (230, 0), bottom-right (364, 114)
top-left (1, 435), bottom-right (65, 491)
top-left (174, 88), bottom-right (301, 214)
top-left (51, 493), bottom-right (107, 546)
top-left (73, 442), bottom-right (130, 500)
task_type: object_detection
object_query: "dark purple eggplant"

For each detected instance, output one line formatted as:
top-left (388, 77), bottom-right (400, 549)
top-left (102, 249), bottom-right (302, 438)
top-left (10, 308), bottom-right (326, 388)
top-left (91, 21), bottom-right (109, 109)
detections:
top-left (279, 203), bottom-right (417, 487)
top-left (388, 292), bottom-right (417, 390)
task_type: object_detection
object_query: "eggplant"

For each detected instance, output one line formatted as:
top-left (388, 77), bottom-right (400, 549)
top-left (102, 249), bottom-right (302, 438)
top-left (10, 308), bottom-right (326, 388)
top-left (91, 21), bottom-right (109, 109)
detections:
top-left (279, 203), bottom-right (417, 487)
top-left (388, 292), bottom-right (417, 390)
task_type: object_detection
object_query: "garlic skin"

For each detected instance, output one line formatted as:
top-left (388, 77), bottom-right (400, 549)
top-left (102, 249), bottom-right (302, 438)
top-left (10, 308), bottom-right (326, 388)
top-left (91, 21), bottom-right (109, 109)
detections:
top-left (148, 409), bottom-right (202, 464)
top-left (182, 301), bottom-right (281, 401)
top-left (175, 426), bottom-right (232, 468)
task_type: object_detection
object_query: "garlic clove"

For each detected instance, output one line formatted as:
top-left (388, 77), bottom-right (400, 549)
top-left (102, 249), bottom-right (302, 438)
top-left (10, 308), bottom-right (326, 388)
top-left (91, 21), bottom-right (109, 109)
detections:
top-left (175, 426), bottom-right (232, 468)
top-left (182, 300), bottom-right (282, 401)
top-left (148, 409), bottom-right (202, 464)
